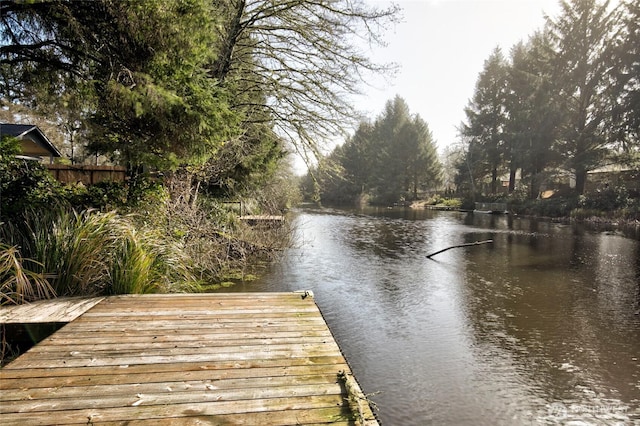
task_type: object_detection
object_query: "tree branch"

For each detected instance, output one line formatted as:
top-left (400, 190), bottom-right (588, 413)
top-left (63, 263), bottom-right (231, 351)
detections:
top-left (426, 240), bottom-right (494, 259)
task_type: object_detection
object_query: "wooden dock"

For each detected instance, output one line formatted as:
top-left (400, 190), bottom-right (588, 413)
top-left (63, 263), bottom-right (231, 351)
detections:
top-left (0, 293), bottom-right (378, 425)
top-left (474, 202), bottom-right (508, 214)
top-left (239, 215), bottom-right (285, 226)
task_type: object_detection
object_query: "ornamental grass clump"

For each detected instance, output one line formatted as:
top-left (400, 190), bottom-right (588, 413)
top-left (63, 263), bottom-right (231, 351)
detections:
top-left (108, 226), bottom-right (197, 295)
top-left (0, 244), bottom-right (55, 305)
top-left (0, 206), bottom-right (196, 303)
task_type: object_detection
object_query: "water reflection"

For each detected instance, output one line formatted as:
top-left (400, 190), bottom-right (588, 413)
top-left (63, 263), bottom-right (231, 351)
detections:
top-left (219, 207), bottom-right (640, 425)
top-left (450, 213), bottom-right (639, 424)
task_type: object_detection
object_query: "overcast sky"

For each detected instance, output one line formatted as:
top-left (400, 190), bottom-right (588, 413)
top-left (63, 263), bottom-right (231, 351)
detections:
top-left (351, 0), bottom-right (564, 154)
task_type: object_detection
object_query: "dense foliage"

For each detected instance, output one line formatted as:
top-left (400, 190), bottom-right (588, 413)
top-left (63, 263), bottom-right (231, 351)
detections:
top-left (0, 150), bottom-right (298, 305)
top-left (0, 0), bottom-right (398, 303)
top-left (459, 0), bottom-right (639, 198)
top-left (306, 96), bottom-right (442, 205)
top-left (1, 0), bottom-right (398, 177)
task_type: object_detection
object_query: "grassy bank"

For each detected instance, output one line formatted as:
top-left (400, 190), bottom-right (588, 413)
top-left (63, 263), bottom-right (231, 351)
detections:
top-left (1, 153), bottom-right (297, 306)
top-left (1, 200), bottom-right (292, 306)
top-left (418, 188), bottom-right (640, 225)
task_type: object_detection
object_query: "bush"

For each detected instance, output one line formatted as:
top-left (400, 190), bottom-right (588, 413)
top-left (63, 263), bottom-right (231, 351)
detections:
top-left (426, 195), bottom-right (462, 208)
top-left (578, 185), bottom-right (631, 211)
top-left (505, 194), bottom-right (579, 218)
top-left (0, 156), bottom-right (68, 220)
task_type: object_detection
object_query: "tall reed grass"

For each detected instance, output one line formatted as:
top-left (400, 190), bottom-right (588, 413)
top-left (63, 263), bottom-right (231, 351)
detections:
top-left (0, 244), bottom-right (55, 305)
top-left (0, 206), bottom-right (197, 304)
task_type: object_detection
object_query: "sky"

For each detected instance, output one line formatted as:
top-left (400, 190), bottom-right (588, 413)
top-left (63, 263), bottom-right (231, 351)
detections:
top-left (349, 0), bottom-right (564, 153)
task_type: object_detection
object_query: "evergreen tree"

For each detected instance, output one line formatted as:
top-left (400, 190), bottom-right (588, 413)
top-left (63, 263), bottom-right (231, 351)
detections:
top-left (314, 96), bottom-right (442, 205)
top-left (1, 0), bottom-right (401, 193)
top-left (504, 33), bottom-right (562, 198)
top-left (462, 47), bottom-right (509, 194)
top-left (372, 96), bottom-right (413, 203)
top-left (547, 0), bottom-right (624, 194)
top-left (1, 0), bottom-right (238, 169)
top-left (611, 0), bottom-right (640, 159)
top-left (398, 116), bottom-right (441, 200)
top-left (341, 121), bottom-right (377, 197)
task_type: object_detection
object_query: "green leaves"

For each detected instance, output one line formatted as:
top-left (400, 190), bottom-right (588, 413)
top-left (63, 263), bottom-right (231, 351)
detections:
top-left (0, 208), bottom-right (197, 300)
top-left (2, 0), bottom-right (401, 196)
top-left (460, 0), bottom-right (636, 198)
top-left (315, 96), bottom-right (442, 205)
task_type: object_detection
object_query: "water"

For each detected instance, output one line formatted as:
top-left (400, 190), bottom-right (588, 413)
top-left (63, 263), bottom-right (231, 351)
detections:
top-left (220, 206), bottom-right (640, 425)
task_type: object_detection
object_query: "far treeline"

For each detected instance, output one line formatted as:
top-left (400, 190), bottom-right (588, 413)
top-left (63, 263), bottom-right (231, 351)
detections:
top-left (303, 96), bottom-right (442, 205)
top-left (305, 0), bottom-right (639, 217)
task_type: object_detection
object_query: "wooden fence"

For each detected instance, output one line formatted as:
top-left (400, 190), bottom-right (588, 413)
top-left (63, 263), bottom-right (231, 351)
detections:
top-left (45, 164), bottom-right (126, 185)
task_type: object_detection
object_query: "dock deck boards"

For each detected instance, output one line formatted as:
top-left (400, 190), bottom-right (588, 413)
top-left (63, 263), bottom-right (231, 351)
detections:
top-left (0, 293), bottom-right (377, 425)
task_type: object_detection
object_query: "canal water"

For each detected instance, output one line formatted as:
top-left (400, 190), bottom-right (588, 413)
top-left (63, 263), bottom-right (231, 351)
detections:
top-left (221, 206), bottom-right (640, 425)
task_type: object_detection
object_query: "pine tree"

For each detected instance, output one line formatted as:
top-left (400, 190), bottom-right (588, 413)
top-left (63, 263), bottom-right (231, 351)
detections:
top-left (547, 0), bottom-right (624, 194)
top-left (462, 47), bottom-right (509, 194)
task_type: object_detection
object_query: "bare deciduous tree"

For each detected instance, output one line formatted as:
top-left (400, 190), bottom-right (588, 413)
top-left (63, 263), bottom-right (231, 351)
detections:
top-left (211, 0), bottom-right (401, 168)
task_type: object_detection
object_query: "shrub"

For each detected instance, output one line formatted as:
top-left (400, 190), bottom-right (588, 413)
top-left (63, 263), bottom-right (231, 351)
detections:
top-left (578, 185), bottom-right (631, 211)
top-left (0, 156), bottom-right (67, 220)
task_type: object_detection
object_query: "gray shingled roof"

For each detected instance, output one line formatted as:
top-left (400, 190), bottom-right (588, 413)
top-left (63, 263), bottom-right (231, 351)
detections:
top-left (1, 123), bottom-right (62, 157)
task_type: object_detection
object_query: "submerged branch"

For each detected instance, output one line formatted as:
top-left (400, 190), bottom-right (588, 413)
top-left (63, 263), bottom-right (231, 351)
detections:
top-left (426, 240), bottom-right (493, 259)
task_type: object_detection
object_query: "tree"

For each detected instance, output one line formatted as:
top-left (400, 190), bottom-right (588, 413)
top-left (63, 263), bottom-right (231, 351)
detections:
top-left (340, 121), bottom-right (377, 197)
top-left (610, 0), bottom-right (640, 158)
top-left (207, 0), bottom-right (400, 167)
top-left (504, 33), bottom-right (562, 198)
top-left (440, 144), bottom-right (465, 194)
top-left (2, 0), bottom-right (401, 189)
top-left (397, 116), bottom-right (441, 200)
top-left (372, 96), bottom-right (413, 202)
top-left (1, 0), bottom-right (238, 170)
top-left (462, 47), bottom-right (509, 194)
top-left (546, 0), bottom-right (624, 194)
top-left (314, 96), bottom-right (442, 205)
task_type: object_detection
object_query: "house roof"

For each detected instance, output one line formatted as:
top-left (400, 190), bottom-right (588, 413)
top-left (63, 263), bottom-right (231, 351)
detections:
top-left (1, 123), bottom-right (62, 157)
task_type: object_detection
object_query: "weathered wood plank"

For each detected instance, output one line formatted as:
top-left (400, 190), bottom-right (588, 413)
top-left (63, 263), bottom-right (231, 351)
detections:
top-left (52, 320), bottom-right (327, 335)
top-left (0, 297), bottom-right (104, 324)
top-left (0, 354), bottom-right (345, 376)
top-left (1, 383), bottom-right (344, 413)
top-left (71, 312), bottom-right (325, 321)
top-left (86, 292), bottom-right (310, 306)
top-left (5, 347), bottom-right (345, 369)
top-left (62, 318), bottom-right (325, 327)
top-left (0, 359), bottom-right (348, 386)
top-left (94, 411), bottom-right (354, 426)
top-left (0, 395), bottom-right (348, 424)
top-left (20, 342), bottom-right (343, 360)
top-left (29, 336), bottom-right (334, 352)
top-left (1, 373), bottom-right (342, 401)
top-left (80, 305), bottom-right (320, 316)
top-left (43, 330), bottom-right (332, 345)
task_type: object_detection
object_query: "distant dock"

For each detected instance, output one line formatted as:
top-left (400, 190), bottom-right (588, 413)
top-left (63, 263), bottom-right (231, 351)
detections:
top-left (0, 293), bottom-right (378, 425)
top-left (474, 202), bottom-right (508, 214)
top-left (239, 214), bottom-right (285, 225)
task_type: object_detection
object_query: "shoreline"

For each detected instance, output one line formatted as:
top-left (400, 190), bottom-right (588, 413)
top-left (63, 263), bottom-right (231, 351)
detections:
top-left (412, 201), bottom-right (640, 229)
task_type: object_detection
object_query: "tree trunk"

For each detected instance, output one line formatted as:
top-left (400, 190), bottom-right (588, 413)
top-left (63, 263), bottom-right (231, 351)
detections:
top-left (491, 167), bottom-right (498, 194)
top-left (529, 170), bottom-right (538, 199)
top-left (508, 166), bottom-right (516, 193)
top-left (575, 168), bottom-right (587, 195)
top-left (210, 0), bottom-right (246, 81)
